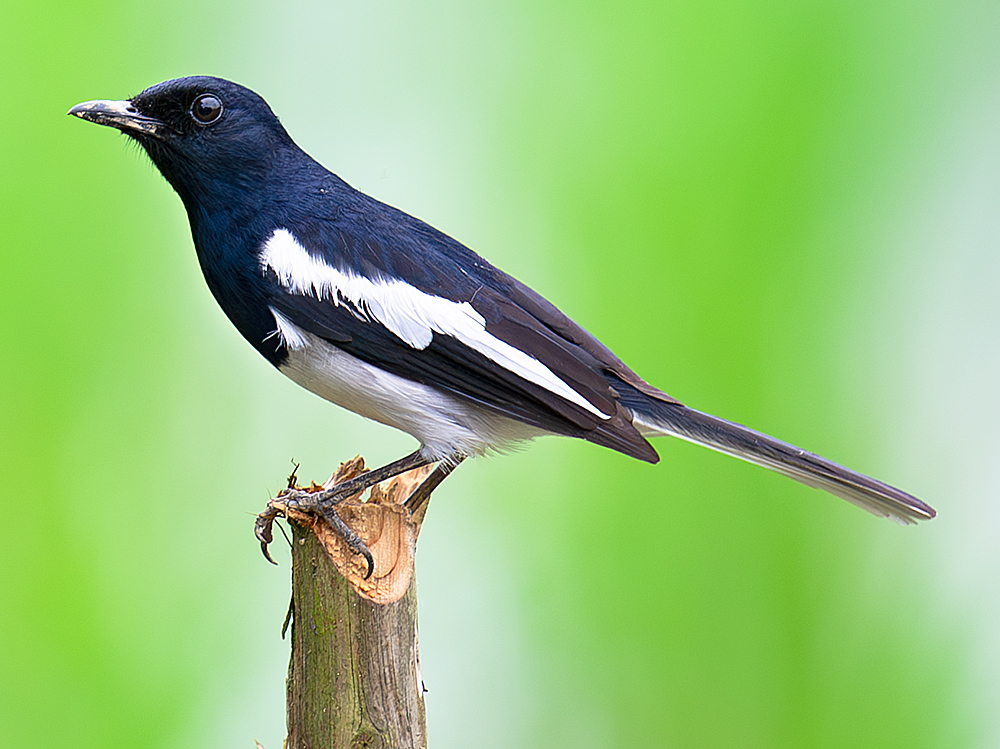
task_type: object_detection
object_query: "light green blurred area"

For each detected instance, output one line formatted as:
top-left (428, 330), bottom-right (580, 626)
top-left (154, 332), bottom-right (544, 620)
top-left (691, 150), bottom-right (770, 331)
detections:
top-left (2, 0), bottom-right (998, 747)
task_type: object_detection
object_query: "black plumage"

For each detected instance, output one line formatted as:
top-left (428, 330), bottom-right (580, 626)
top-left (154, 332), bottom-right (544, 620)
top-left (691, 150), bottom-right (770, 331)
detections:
top-left (69, 76), bottom-right (935, 548)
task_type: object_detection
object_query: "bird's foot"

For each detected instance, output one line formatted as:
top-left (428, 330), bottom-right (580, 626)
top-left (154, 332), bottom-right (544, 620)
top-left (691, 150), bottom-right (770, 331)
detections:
top-left (256, 458), bottom-right (376, 577)
top-left (256, 450), bottom-right (438, 579)
top-left (255, 451), bottom-right (469, 596)
top-left (280, 486), bottom-right (376, 578)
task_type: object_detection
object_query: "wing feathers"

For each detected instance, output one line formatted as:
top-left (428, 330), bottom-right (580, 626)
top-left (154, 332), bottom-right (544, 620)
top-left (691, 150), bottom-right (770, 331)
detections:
top-left (260, 227), bottom-right (616, 421)
top-left (259, 226), bottom-right (659, 461)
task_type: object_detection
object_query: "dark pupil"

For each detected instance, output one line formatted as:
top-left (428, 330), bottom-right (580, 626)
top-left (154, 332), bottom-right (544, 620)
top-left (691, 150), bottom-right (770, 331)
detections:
top-left (192, 94), bottom-right (222, 124)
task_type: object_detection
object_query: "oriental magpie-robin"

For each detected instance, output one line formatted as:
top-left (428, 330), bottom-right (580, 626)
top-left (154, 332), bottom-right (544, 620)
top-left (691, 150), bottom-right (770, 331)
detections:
top-left (70, 76), bottom-right (935, 564)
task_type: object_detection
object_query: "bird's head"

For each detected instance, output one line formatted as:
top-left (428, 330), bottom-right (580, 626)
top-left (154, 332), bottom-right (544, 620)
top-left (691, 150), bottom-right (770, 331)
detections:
top-left (70, 76), bottom-right (298, 213)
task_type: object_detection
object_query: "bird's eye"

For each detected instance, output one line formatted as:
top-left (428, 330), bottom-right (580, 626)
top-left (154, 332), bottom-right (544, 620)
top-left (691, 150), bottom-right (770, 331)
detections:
top-left (191, 94), bottom-right (223, 125)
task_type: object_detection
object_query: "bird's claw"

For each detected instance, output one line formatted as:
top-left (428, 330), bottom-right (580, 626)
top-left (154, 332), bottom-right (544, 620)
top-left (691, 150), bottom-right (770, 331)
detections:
top-left (255, 506), bottom-right (280, 565)
top-left (255, 484), bottom-right (375, 577)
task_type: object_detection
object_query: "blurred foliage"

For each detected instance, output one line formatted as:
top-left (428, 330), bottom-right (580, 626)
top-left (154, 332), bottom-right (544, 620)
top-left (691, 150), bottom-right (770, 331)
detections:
top-left (2, 0), bottom-right (995, 747)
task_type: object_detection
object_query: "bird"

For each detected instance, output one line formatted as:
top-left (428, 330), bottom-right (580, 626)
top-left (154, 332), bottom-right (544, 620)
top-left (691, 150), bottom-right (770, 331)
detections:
top-left (69, 76), bottom-right (935, 570)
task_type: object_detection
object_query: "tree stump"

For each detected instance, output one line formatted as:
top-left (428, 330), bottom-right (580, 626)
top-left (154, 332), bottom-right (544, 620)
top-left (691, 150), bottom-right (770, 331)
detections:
top-left (257, 457), bottom-right (439, 749)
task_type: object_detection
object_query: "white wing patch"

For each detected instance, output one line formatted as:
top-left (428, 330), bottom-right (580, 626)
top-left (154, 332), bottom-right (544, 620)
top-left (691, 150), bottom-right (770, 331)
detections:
top-left (260, 228), bottom-right (610, 420)
top-left (268, 306), bottom-right (307, 350)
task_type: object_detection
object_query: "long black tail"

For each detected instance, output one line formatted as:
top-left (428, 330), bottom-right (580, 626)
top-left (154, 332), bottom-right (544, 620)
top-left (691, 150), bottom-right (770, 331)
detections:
top-left (618, 383), bottom-right (935, 524)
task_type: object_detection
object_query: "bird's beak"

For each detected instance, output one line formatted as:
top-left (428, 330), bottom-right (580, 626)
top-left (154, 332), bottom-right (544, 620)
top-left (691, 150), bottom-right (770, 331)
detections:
top-left (68, 99), bottom-right (168, 138)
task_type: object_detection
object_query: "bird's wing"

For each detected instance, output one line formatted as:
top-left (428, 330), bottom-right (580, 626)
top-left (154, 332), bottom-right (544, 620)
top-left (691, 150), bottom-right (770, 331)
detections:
top-left (258, 225), bottom-right (658, 461)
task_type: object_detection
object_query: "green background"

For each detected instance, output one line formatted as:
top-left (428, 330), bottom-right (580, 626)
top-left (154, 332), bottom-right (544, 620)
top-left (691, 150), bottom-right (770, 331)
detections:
top-left (2, 0), bottom-right (997, 746)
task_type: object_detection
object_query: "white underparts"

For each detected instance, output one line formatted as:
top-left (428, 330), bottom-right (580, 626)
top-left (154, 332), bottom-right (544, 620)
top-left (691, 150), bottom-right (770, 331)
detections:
top-left (259, 228), bottom-right (608, 420)
top-left (272, 316), bottom-right (542, 457)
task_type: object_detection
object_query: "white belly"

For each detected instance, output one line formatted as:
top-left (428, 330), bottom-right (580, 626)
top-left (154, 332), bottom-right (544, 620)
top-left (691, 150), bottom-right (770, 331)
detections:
top-left (276, 324), bottom-right (542, 459)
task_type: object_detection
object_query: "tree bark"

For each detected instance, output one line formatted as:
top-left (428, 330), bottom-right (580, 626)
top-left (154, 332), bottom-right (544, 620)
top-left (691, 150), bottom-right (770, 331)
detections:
top-left (285, 517), bottom-right (427, 749)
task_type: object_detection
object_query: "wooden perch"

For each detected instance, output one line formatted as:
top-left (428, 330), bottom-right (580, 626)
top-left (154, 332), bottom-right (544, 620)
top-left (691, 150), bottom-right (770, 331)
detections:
top-left (257, 457), bottom-right (439, 748)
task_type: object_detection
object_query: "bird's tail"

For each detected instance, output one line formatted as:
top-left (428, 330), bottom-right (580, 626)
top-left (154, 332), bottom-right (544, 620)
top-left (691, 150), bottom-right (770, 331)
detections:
top-left (615, 379), bottom-right (935, 524)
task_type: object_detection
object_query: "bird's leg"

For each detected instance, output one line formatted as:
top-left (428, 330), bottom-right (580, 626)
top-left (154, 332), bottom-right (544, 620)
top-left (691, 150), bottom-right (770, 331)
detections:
top-left (404, 454), bottom-right (467, 513)
top-left (310, 449), bottom-right (434, 508)
top-left (314, 451), bottom-right (465, 577)
top-left (260, 450), bottom-right (466, 578)
top-left (273, 450), bottom-right (437, 579)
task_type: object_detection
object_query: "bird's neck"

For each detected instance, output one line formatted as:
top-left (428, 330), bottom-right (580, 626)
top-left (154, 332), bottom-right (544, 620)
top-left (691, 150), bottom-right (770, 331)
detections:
top-left (171, 153), bottom-right (336, 364)
top-left (184, 194), bottom-right (285, 363)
